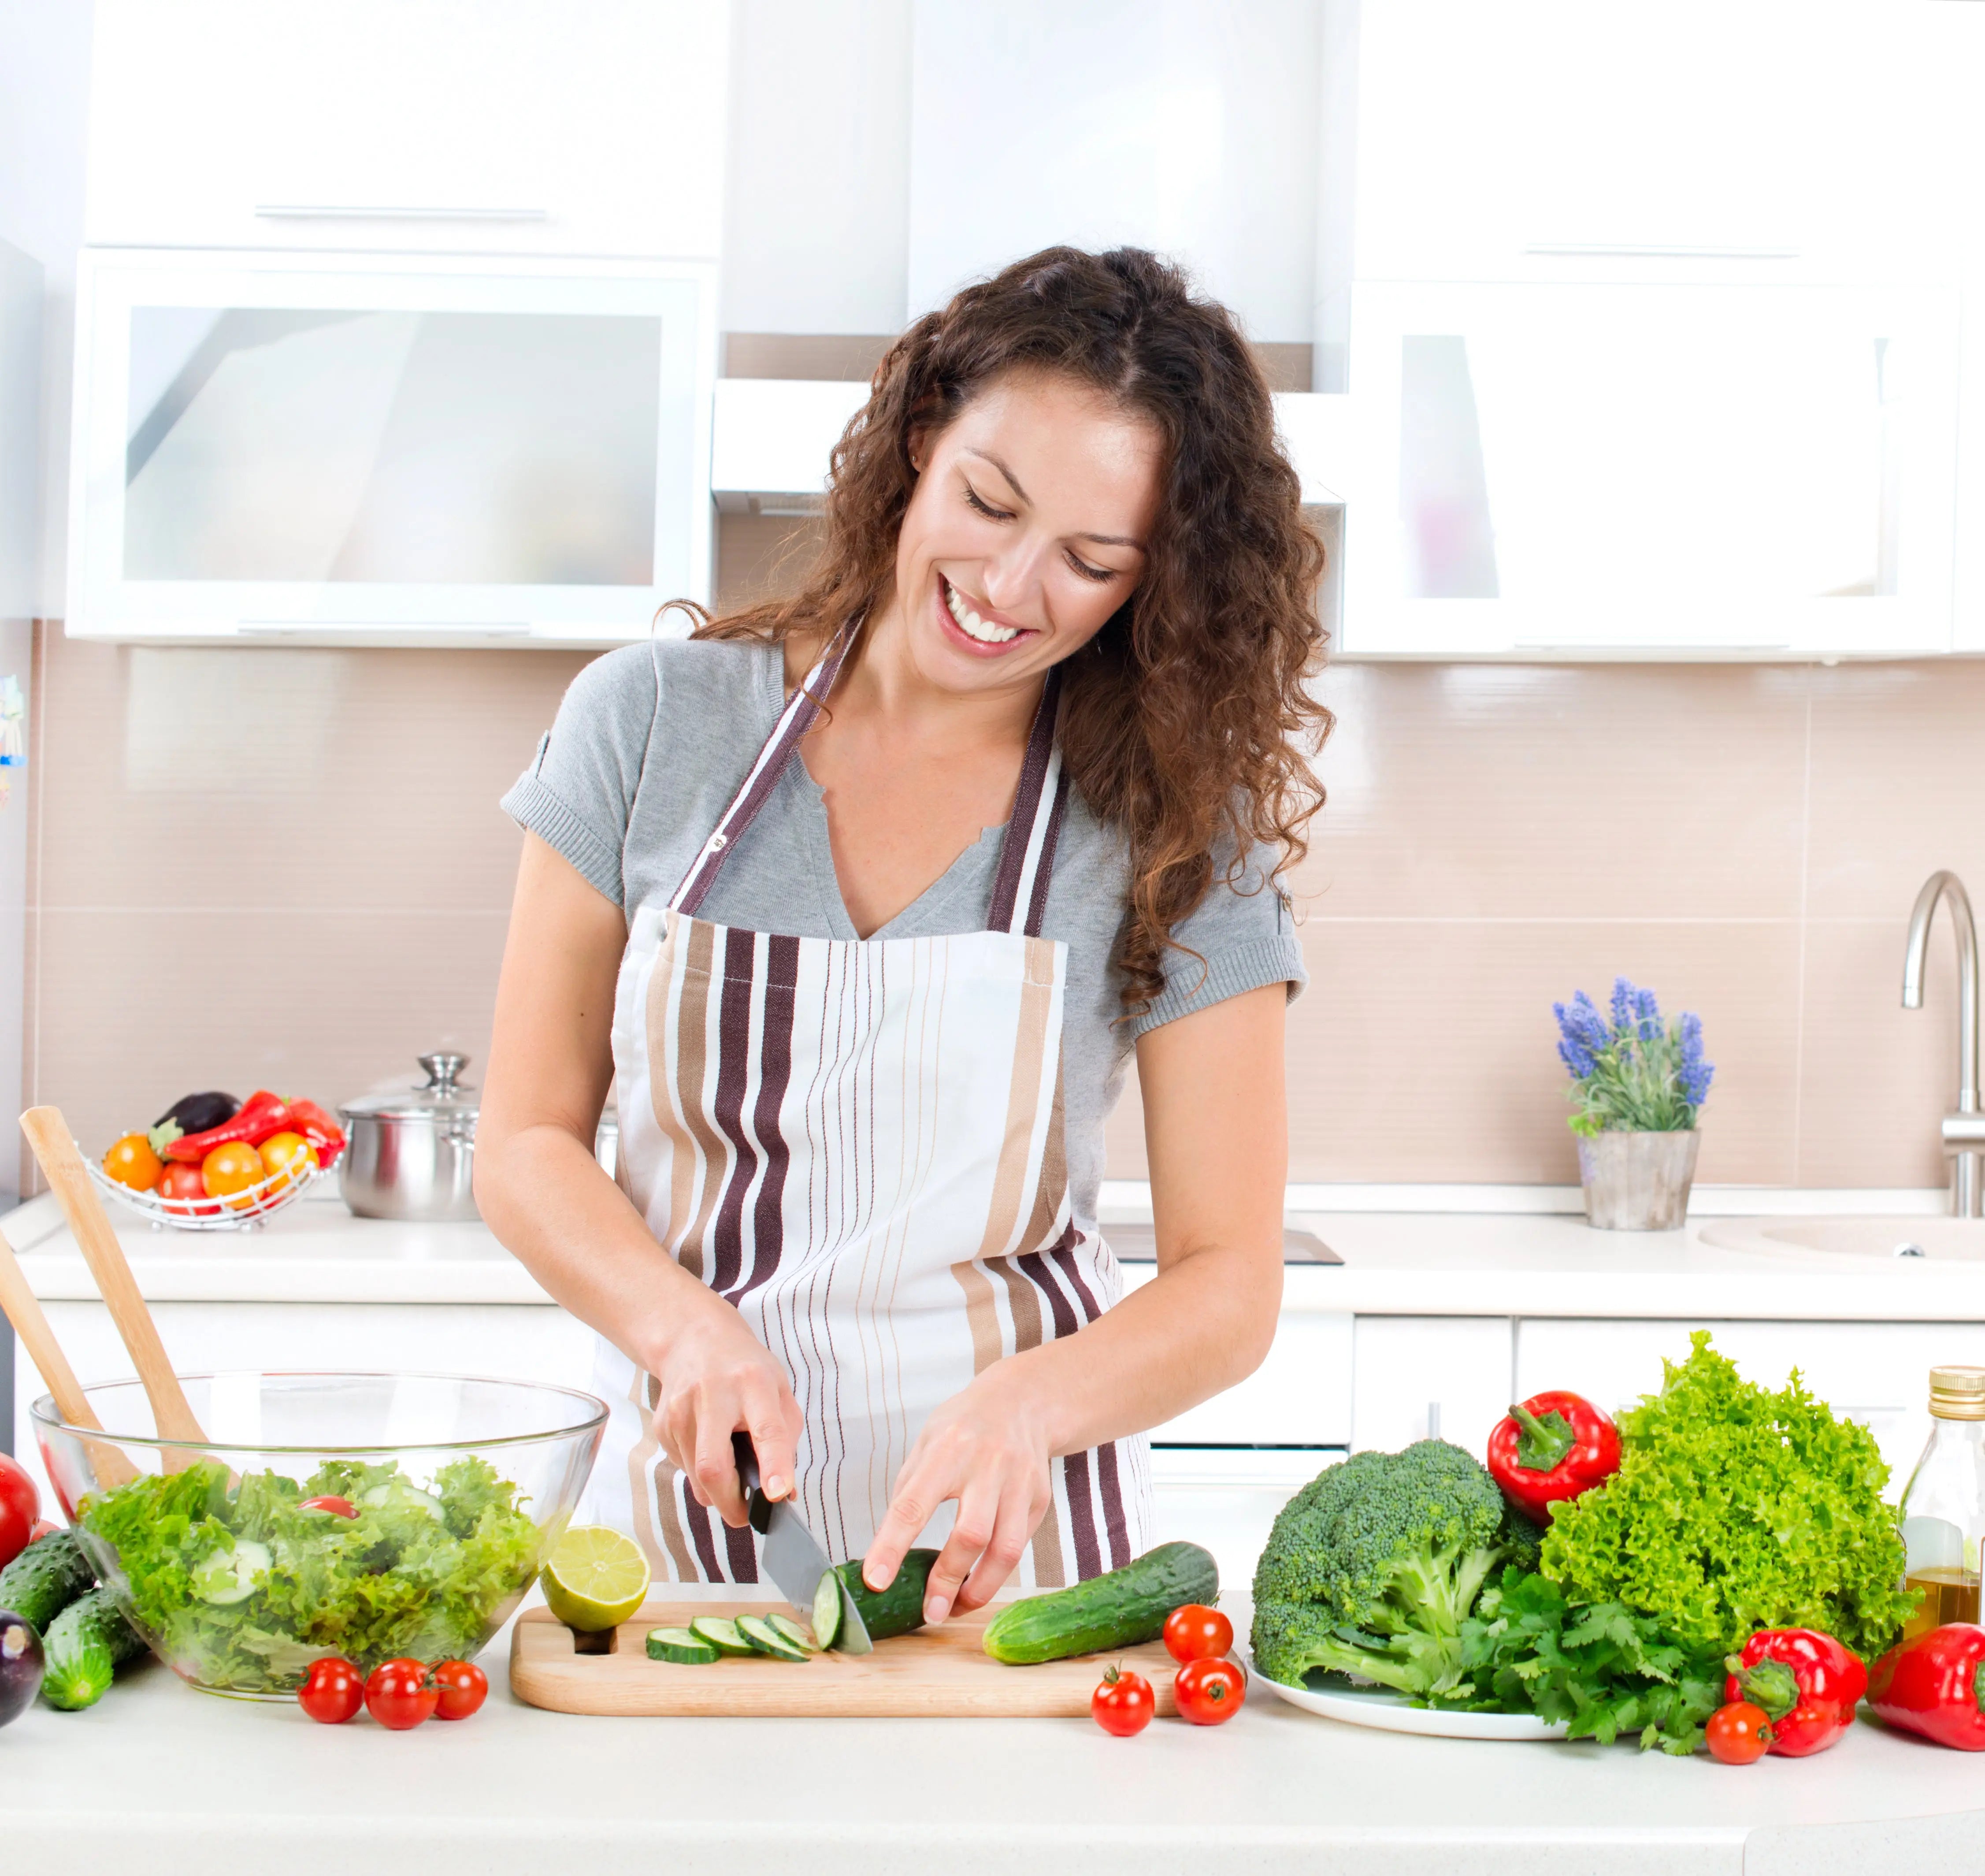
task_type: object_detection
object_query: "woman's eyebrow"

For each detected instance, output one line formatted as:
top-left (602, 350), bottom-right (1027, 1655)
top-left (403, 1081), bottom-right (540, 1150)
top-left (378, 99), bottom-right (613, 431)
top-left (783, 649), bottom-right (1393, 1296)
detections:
top-left (963, 448), bottom-right (1146, 551)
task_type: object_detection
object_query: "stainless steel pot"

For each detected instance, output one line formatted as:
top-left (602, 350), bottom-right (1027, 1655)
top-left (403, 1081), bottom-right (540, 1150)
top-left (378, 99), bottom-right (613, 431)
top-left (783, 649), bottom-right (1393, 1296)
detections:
top-left (338, 1053), bottom-right (480, 1222)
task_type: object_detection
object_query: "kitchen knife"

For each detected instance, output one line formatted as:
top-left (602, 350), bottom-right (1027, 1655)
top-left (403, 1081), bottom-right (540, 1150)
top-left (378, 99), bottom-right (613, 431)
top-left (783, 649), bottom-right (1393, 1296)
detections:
top-left (731, 1431), bottom-right (872, 1655)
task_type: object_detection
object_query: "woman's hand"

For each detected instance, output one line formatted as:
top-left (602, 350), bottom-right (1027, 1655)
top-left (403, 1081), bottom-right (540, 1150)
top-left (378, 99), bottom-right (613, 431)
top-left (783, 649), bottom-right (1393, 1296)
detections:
top-left (648, 1293), bottom-right (805, 1529)
top-left (862, 1361), bottom-right (1053, 1624)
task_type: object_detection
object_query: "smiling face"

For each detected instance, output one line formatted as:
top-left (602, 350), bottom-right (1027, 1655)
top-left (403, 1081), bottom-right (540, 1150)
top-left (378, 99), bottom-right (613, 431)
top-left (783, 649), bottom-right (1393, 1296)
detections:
top-left (883, 370), bottom-right (1165, 698)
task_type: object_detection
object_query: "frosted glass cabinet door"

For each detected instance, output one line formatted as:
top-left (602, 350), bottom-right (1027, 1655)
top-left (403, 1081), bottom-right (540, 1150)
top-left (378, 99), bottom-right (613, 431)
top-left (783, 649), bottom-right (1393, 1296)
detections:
top-left (1338, 282), bottom-right (1959, 658)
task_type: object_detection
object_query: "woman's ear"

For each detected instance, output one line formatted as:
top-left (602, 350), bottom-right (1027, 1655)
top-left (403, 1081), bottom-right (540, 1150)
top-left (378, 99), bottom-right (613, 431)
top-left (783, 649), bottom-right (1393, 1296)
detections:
top-left (906, 426), bottom-right (928, 476)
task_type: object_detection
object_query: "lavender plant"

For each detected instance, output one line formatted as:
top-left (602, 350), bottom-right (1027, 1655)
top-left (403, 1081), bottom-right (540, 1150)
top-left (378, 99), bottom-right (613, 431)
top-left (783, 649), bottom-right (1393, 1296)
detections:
top-left (1553, 977), bottom-right (1714, 1137)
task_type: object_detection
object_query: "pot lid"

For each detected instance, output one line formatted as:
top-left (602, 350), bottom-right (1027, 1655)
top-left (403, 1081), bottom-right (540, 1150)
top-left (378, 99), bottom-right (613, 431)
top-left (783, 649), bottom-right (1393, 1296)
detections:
top-left (340, 1053), bottom-right (479, 1123)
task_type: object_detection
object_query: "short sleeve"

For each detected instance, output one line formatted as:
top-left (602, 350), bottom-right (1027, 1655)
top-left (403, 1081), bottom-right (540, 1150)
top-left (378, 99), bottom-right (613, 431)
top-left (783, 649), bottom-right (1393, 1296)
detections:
top-left (499, 643), bottom-right (658, 907)
top-left (1129, 839), bottom-right (1309, 1037)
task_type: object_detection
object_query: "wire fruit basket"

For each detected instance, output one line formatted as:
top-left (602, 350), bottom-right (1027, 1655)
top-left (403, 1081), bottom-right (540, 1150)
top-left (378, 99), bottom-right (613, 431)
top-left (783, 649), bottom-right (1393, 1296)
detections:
top-left (87, 1153), bottom-right (332, 1232)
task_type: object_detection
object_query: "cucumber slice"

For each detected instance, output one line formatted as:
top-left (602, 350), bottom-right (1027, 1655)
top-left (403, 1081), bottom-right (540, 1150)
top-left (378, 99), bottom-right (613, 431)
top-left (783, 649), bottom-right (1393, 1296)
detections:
top-left (688, 1616), bottom-right (756, 1657)
top-left (645, 1626), bottom-right (720, 1664)
top-left (736, 1614), bottom-right (809, 1662)
top-left (767, 1612), bottom-right (820, 1654)
top-left (190, 1538), bottom-right (271, 1607)
top-left (812, 1573), bottom-right (842, 1649)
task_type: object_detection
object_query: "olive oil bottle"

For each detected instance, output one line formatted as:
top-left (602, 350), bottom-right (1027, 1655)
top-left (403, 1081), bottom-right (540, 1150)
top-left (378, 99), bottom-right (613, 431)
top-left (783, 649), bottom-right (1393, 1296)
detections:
top-left (1898, 1365), bottom-right (1985, 1640)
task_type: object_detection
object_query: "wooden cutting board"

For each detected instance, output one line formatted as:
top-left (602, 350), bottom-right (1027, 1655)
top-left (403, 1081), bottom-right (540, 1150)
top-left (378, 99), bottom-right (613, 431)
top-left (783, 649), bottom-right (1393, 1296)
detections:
top-left (509, 1601), bottom-right (1181, 1717)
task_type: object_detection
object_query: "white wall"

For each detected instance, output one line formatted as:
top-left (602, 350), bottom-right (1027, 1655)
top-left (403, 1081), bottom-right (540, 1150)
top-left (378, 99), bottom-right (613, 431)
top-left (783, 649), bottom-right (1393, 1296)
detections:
top-left (0, 0), bottom-right (93, 618)
top-left (722, 0), bottom-right (913, 334)
top-left (906, 0), bottom-right (1323, 338)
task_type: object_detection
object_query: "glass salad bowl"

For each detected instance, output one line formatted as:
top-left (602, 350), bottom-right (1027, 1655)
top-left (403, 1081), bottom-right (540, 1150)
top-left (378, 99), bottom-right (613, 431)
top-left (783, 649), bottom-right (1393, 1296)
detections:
top-left (31, 1371), bottom-right (607, 1700)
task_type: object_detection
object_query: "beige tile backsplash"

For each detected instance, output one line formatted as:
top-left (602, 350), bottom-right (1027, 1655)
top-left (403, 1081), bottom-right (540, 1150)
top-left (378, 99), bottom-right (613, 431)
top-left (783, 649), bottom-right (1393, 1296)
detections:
top-left (23, 560), bottom-right (1985, 1195)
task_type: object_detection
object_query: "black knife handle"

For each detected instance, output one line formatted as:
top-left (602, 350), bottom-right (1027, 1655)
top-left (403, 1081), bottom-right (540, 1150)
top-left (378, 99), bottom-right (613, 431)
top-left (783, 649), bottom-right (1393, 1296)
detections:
top-left (731, 1430), bottom-right (772, 1534)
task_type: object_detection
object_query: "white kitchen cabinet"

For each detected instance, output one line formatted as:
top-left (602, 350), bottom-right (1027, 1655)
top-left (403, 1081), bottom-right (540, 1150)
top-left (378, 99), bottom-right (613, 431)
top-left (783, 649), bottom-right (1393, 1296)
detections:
top-left (9, 1301), bottom-right (595, 1520)
top-left (1334, 281), bottom-right (1959, 659)
top-left (1515, 1318), bottom-right (1985, 1490)
top-left (1351, 1315), bottom-right (1513, 1458)
top-left (85, 0), bottom-right (729, 261)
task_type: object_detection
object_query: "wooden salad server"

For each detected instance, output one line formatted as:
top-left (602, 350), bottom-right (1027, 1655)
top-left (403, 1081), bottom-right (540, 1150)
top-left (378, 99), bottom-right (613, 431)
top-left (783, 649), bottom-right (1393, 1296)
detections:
top-left (20, 1106), bottom-right (212, 1471)
top-left (0, 1222), bottom-right (138, 1490)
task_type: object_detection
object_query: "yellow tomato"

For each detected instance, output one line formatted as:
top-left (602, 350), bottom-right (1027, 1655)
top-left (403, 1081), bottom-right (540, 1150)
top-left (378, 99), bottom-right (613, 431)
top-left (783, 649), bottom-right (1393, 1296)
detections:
top-left (201, 1140), bottom-right (266, 1210)
top-left (258, 1131), bottom-right (319, 1190)
top-left (102, 1133), bottom-right (163, 1192)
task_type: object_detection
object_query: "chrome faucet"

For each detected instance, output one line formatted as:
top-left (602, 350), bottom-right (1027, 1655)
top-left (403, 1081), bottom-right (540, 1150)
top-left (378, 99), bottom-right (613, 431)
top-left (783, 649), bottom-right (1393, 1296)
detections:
top-left (1903, 869), bottom-right (1982, 1216)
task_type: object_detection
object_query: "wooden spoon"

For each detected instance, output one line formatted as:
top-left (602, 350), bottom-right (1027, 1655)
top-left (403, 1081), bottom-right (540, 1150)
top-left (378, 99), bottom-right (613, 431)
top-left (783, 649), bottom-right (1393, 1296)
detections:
top-left (20, 1107), bottom-right (211, 1471)
top-left (0, 1224), bottom-right (138, 1490)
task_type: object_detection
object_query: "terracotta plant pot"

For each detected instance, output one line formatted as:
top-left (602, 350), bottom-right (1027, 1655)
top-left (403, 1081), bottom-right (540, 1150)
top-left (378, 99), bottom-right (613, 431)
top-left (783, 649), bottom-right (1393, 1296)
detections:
top-left (1576, 1129), bottom-right (1701, 1231)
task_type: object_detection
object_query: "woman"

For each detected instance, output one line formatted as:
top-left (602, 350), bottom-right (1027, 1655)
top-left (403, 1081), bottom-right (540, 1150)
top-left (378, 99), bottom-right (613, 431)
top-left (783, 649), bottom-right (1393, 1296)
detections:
top-left (477, 246), bottom-right (1329, 1626)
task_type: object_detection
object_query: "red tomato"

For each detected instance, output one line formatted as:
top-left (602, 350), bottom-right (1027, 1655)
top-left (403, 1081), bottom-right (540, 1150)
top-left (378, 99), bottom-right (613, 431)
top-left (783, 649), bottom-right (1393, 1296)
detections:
top-left (1706, 1701), bottom-right (1773, 1766)
top-left (432, 1659), bottom-right (489, 1720)
top-left (1174, 1655), bottom-right (1247, 1726)
top-left (1162, 1603), bottom-right (1234, 1665)
top-left (364, 1658), bottom-right (439, 1730)
top-left (300, 1495), bottom-right (356, 1519)
top-left (27, 1521), bottom-right (56, 1545)
top-left (1091, 1664), bottom-right (1154, 1737)
top-left (297, 1656), bottom-right (365, 1724)
top-left (157, 1161), bottom-right (220, 1216)
top-left (0, 1455), bottom-right (39, 1571)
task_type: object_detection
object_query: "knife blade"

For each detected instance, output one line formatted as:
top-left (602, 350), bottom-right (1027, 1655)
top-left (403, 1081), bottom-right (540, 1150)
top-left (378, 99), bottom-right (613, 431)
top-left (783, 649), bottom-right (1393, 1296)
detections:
top-left (731, 1431), bottom-right (872, 1655)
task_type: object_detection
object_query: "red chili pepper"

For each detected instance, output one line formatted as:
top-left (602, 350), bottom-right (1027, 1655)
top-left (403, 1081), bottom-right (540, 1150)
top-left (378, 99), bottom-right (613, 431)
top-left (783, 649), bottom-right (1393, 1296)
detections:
top-left (284, 1098), bottom-right (347, 1166)
top-left (1484, 1390), bottom-right (1621, 1524)
top-left (1869, 1623), bottom-right (1985, 1751)
top-left (1722, 1628), bottom-right (1863, 1757)
top-left (163, 1089), bottom-right (291, 1163)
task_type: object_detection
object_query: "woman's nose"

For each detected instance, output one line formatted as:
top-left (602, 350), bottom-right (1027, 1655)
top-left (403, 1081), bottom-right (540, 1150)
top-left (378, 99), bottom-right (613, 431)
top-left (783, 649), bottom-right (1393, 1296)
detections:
top-left (980, 542), bottom-right (1044, 615)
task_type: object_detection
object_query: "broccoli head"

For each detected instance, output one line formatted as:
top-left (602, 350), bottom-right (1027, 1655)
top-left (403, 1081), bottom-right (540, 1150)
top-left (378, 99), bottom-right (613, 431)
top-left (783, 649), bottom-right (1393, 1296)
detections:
top-left (1250, 1440), bottom-right (1529, 1701)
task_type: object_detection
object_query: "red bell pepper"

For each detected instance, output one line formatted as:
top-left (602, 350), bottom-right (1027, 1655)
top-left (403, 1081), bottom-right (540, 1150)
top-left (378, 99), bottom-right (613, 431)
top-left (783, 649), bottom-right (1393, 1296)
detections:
top-left (164, 1089), bottom-right (291, 1163)
top-left (1484, 1390), bottom-right (1621, 1524)
top-left (1723, 1629), bottom-right (1863, 1757)
top-left (285, 1098), bottom-right (347, 1167)
top-left (1869, 1623), bottom-right (1985, 1751)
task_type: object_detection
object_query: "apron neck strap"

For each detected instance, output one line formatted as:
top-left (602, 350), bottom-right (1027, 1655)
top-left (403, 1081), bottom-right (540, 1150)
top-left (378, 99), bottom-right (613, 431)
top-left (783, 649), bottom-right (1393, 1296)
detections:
top-left (671, 624), bottom-right (1070, 938)
top-left (670, 622), bottom-right (859, 917)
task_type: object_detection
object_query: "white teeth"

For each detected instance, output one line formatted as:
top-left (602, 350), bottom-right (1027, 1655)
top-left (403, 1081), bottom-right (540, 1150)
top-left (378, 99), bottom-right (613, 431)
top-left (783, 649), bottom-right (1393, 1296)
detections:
top-left (943, 579), bottom-right (1020, 644)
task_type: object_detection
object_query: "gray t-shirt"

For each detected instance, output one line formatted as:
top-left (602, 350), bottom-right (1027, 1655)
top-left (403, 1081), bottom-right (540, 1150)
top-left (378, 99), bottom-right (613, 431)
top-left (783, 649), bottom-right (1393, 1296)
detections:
top-left (501, 637), bottom-right (1306, 1234)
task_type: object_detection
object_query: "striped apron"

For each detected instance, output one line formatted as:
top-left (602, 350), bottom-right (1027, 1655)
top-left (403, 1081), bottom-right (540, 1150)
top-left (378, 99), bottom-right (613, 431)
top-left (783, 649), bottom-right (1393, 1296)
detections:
top-left (590, 629), bottom-right (1152, 1588)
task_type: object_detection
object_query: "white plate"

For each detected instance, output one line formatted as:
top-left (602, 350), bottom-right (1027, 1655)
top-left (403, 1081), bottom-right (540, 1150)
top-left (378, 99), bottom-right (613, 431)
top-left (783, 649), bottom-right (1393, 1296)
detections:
top-left (1250, 1665), bottom-right (1568, 1741)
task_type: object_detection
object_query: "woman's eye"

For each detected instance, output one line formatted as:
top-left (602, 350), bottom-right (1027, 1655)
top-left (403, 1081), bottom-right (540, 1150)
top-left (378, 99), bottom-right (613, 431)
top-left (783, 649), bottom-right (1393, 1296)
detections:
top-left (1068, 554), bottom-right (1117, 584)
top-left (962, 485), bottom-right (1011, 521)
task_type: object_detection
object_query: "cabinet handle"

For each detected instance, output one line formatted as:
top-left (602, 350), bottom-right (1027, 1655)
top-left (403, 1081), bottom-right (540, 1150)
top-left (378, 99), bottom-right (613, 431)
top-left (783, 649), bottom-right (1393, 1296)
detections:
top-left (1524, 242), bottom-right (1799, 260)
top-left (253, 204), bottom-right (550, 222)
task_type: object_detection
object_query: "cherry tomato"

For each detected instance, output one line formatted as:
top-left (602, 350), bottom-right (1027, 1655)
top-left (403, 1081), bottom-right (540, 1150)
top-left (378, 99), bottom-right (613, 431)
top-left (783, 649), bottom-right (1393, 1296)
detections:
top-left (27, 1521), bottom-right (56, 1545)
top-left (157, 1160), bottom-right (219, 1216)
top-left (297, 1655), bottom-right (365, 1724)
top-left (1706, 1700), bottom-right (1773, 1765)
top-left (1091, 1663), bottom-right (1154, 1737)
top-left (1162, 1603), bottom-right (1234, 1665)
top-left (101, 1133), bottom-right (163, 1192)
top-left (1174, 1655), bottom-right (1247, 1726)
top-left (0, 1455), bottom-right (38, 1571)
top-left (364, 1657), bottom-right (439, 1730)
top-left (432, 1659), bottom-right (489, 1720)
top-left (202, 1140), bottom-right (267, 1209)
top-left (300, 1495), bottom-right (356, 1519)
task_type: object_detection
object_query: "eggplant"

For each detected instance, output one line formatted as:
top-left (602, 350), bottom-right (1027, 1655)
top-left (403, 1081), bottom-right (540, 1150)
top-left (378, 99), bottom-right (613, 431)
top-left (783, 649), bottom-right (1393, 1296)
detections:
top-left (152, 1091), bottom-right (239, 1136)
top-left (0, 1609), bottom-right (44, 1726)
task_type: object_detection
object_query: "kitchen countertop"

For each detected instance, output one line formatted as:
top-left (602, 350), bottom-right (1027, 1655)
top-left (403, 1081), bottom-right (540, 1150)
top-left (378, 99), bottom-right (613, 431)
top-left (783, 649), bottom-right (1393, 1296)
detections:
top-left (7, 1188), bottom-right (1985, 1320)
top-left (3, 1605), bottom-right (1981, 1876)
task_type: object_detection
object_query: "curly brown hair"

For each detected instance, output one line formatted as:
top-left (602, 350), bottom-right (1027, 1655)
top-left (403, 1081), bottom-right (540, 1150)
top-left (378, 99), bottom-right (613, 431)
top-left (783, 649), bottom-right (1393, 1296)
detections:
top-left (690, 245), bottom-right (1331, 1014)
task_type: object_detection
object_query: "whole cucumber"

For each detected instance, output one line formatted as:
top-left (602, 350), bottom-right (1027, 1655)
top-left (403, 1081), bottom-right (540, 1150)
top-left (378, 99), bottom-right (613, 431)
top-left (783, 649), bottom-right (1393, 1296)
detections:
top-left (982, 1541), bottom-right (1219, 1664)
top-left (41, 1586), bottom-right (145, 1711)
top-left (831, 1549), bottom-right (940, 1643)
top-left (0, 1529), bottom-right (97, 1633)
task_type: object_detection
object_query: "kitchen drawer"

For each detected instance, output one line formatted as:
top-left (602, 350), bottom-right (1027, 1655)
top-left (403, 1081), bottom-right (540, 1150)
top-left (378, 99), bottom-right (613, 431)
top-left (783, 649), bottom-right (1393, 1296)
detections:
top-left (1148, 1446), bottom-right (1339, 1597)
top-left (1121, 1270), bottom-right (1352, 1444)
top-left (9, 1302), bottom-right (595, 1518)
top-left (1351, 1316), bottom-right (1515, 1458)
top-left (1515, 1318), bottom-right (1985, 1488)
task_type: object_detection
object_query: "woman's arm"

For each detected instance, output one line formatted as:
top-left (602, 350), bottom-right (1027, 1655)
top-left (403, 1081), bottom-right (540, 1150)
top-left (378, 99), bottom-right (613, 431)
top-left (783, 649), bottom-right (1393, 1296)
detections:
top-left (865, 981), bottom-right (1288, 1619)
top-left (475, 834), bottom-right (803, 1520)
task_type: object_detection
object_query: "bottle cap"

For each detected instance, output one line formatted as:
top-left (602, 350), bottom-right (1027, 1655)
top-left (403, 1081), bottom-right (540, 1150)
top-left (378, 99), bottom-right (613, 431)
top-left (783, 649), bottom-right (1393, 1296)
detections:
top-left (1929, 1366), bottom-right (1985, 1419)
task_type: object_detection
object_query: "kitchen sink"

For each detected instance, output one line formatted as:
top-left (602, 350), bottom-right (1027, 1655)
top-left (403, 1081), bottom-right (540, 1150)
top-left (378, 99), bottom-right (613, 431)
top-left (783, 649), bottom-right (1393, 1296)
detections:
top-left (1700, 1217), bottom-right (1985, 1261)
